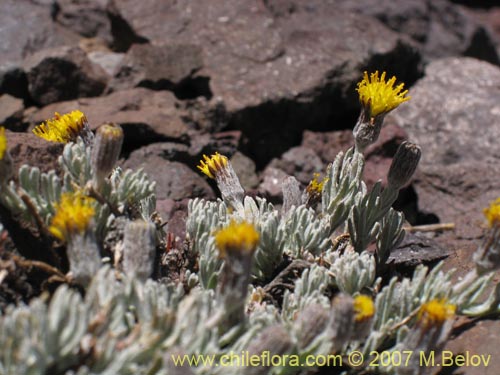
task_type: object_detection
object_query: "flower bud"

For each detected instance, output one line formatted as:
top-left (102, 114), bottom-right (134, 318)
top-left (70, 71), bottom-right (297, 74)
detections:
top-left (198, 152), bottom-right (245, 211)
top-left (123, 220), bottom-right (157, 281)
top-left (387, 141), bottom-right (421, 190)
top-left (215, 221), bottom-right (259, 331)
top-left (294, 303), bottom-right (330, 349)
top-left (281, 175), bottom-right (301, 215)
top-left (244, 325), bottom-right (294, 375)
top-left (353, 294), bottom-right (375, 339)
top-left (91, 123), bottom-right (124, 189)
top-left (330, 294), bottom-right (355, 351)
top-left (67, 231), bottom-right (101, 286)
top-left (353, 114), bottom-right (383, 152)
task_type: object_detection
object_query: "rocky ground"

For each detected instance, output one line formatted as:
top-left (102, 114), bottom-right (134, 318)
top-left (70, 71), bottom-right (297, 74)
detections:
top-left (1, 1), bottom-right (500, 374)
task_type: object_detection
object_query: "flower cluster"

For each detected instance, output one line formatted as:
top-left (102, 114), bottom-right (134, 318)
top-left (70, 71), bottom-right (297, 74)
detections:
top-left (215, 220), bottom-right (259, 257)
top-left (417, 299), bottom-right (456, 329)
top-left (356, 71), bottom-right (410, 118)
top-left (484, 198), bottom-right (500, 227)
top-left (49, 191), bottom-right (95, 242)
top-left (353, 294), bottom-right (375, 322)
top-left (198, 152), bottom-right (228, 179)
top-left (0, 127), bottom-right (6, 160)
top-left (33, 110), bottom-right (88, 143)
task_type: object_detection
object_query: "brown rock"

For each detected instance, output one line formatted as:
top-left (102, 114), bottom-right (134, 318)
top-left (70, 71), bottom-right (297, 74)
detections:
top-left (230, 152), bottom-right (259, 190)
top-left (111, 43), bottom-right (204, 94)
top-left (5, 131), bottom-right (64, 175)
top-left (258, 167), bottom-right (289, 202)
top-left (26, 88), bottom-right (189, 148)
top-left (0, 0), bottom-right (80, 66)
top-left (443, 319), bottom-right (500, 375)
top-left (267, 146), bottom-right (324, 185)
top-left (334, 0), bottom-right (499, 64)
top-left (413, 160), bottom-right (500, 241)
top-left (24, 46), bottom-right (108, 106)
top-left (123, 156), bottom-right (214, 201)
top-left (302, 130), bottom-right (354, 165)
top-left (112, 0), bottom-right (422, 166)
top-left (54, 0), bottom-right (113, 44)
top-left (0, 95), bottom-right (24, 130)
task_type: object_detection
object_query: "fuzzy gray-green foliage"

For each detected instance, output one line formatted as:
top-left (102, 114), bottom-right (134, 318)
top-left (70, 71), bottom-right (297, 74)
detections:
top-left (3, 112), bottom-right (500, 375)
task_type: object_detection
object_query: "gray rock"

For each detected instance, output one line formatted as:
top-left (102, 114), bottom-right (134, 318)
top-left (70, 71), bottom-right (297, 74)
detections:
top-left (390, 57), bottom-right (500, 167)
top-left (24, 46), bottom-right (108, 105)
top-left (27, 88), bottom-right (189, 147)
top-left (87, 51), bottom-right (125, 76)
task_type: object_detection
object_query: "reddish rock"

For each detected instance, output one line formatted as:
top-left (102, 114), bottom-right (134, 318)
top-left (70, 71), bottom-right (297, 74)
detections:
top-left (122, 156), bottom-right (214, 201)
top-left (230, 151), bottom-right (259, 190)
top-left (365, 123), bottom-right (408, 159)
top-left (24, 46), bottom-right (108, 106)
top-left (54, 0), bottom-right (113, 45)
top-left (302, 130), bottom-right (354, 165)
top-left (0, 0), bottom-right (80, 66)
top-left (112, 0), bottom-right (422, 166)
top-left (334, 0), bottom-right (499, 64)
top-left (258, 167), bottom-right (289, 202)
top-left (4, 130), bottom-right (64, 175)
top-left (26, 88), bottom-right (190, 148)
top-left (267, 146), bottom-right (324, 185)
top-left (111, 43), bottom-right (204, 95)
top-left (443, 319), bottom-right (500, 375)
top-left (413, 160), bottom-right (500, 241)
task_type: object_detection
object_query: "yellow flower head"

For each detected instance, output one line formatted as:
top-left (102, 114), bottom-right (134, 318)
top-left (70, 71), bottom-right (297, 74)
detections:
top-left (49, 191), bottom-right (95, 242)
top-left (356, 71), bottom-right (410, 118)
top-left (484, 198), bottom-right (500, 227)
top-left (306, 173), bottom-right (328, 195)
top-left (353, 295), bottom-right (375, 322)
top-left (33, 110), bottom-right (88, 143)
top-left (0, 127), bottom-right (6, 160)
top-left (417, 299), bottom-right (456, 329)
top-left (197, 152), bottom-right (228, 179)
top-left (215, 220), bottom-right (260, 257)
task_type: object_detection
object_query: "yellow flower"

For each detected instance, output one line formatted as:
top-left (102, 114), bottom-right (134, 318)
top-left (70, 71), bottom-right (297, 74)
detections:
top-left (417, 299), bottom-right (456, 328)
top-left (215, 220), bottom-right (259, 257)
top-left (33, 110), bottom-right (88, 143)
top-left (484, 198), bottom-right (500, 227)
top-left (49, 191), bottom-right (95, 242)
top-left (353, 295), bottom-right (375, 322)
top-left (197, 152), bottom-right (228, 179)
top-left (356, 71), bottom-right (410, 118)
top-left (0, 127), bottom-right (6, 160)
top-left (306, 173), bottom-right (328, 195)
